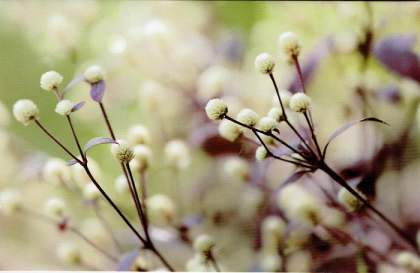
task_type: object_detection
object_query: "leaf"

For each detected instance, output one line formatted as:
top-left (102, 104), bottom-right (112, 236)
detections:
top-left (71, 101), bottom-right (85, 112)
top-left (61, 76), bottom-right (85, 99)
top-left (90, 80), bottom-right (106, 102)
top-left (66, 159), bottom-right (78, 166)
top-left (323, 117), bottom-right (389, 157)
top-left (116, 248), bottom-right (140, 271)
top-left (83, 137), bottom-right (117, 156)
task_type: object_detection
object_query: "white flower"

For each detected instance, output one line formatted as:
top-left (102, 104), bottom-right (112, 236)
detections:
top-left (84, 65), bottom-right (105, 83)
top-left (237, 108), bottom-right (259, 128)
top-left (147, 194), bottom-right (176, 224)
top-left (218, 119), bottom-right (242, 142)
top-left (57, 242), bottom-right (81, 265)
top-left (222, 156), bottom-right (249, 182)
top-left (261, 216), bottom-right (287, 252)
top-left (272, 90), bottom-right (293, 108)
top-left (0, 189), bottom-right (22, 214)
top-left (337, 187), bottom-right (365, 212)
top-left (259, 117), bottom-right (278, 132)
top-left (197, 65), bottom-right (230, 99)
top-left (55, 100), bottom-right (75, 116)
top-left (44, 197), bottom-right (66, 219)
top-left (115, 174), bottom-right (129, 195)
top-left (127, 124), bottom-right (151, 146)
top-left (193, 234), bottom-right (215, 253)
top-left (268, 107), bottom-right (283, 122)
top-left (255, 53), bottom-right (276, 74)
top-left (131, 144), bottom-right (153, 171)
top-left (278, 31), bottom-right (301, 58)
top-left (111, 140), bottom-right (135, 163)
top-left (40, 71), bottom-right (63, 91)
top-left (82, 183), bottom-right (102, 201)
top-left (255, 146), bottom-right (268, 162)
top-left (43, 158), bottom-right (71, 186)
top-left (13, 99), bottom-right (39, 125)
top-left (164, 140), bottom-right (190, 169)
top-left (205, 99), bottom-right (228, 120)
top-left (289, 92), bottom-right (312, 113)
top-left (396, 251), bottom-right (420, 270)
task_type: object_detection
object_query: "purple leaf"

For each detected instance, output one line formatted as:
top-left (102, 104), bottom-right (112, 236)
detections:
top-left (66, 159), bottom-right (78, 166)
top-left (84, 137), bottom-right (117, 156)
top-left (61, 76), bottom-right (85, 99)
top-left (374, 35), bottom-right (420, 83)
top-left (90, 80), bottom-right (106, 102)
top-left (116, 248), bottom-right (140, 271)
top-left (323, 117), bottom-right (389, 157)
top-left (71, 101), bottom-right (85, 112)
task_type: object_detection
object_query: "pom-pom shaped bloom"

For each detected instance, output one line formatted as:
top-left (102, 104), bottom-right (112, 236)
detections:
top-left (40, 71), bottom-right (63, 91)
top-left (43, 158), bottom-right (71, 186)
top-left (289, 92), bottom-right (312, 113)
top-left (13, 99), bottom-right (39, 125)
top-left (255, 146), bottom-right (268, 162)
top-left (127, 124), bottom-right (151, 146)
top-left (205, 98), bottom-right (228, 120)
top-left (255, 53), bottom-right (276, 74)
top-left (272, 90), bottom-right (293, 108)
top-left (131, 144), bottom-right (153, 171)
top-left (83, 183), bottom-right (101, 201)
top-left (337, 187), bottom-right (365, 212)
top-left (198, 65), bottom-right (230, 99)
top-left (147, 194), bottom-right (176, 224)
top-left (44, 197), bottom-right (66, 219)
top-left (55, 100), bottom-right (74, 116)
top-left (259, 116), bottom-right (278, 132)
top-left (268, 107), bottom-right (283, 122)
top-left (111, 140), bottom-right (135, 163)
top-left (164, 140), bottom-right (190, 169)
top-left (218, 119), bottom-right (242, 142)
top-left (278, 31), bottom-right (301, 58)
top-left (84, 65), bottom-right (105, 83)
top-left (237, 108), bottom-right (258, 128)
top-left (222, 156), bottom-right (249, 182)
top-left (57, 242), bottom-right (81, 265)
top-left (193, 234), bottom-right (215, 253)
top-left (0, 189), bottom-right (22, 214)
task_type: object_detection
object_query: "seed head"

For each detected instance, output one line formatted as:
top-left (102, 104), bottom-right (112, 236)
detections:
top-left (218, 119), bottom-right (242, 142)
top-left (205, 98), bottom-right (228, 120)
top-left (13, 99), bottom-right (39, 125)
top-left (84, 65), bottom-right (105, 83)
top-left (40, 71), bottom-right (63, 91)
top-left (278, 31), bottom-right (301, 58)
top-left (111, 140), bottom-right (135, 163)
top-left (259, 116), bottom-right (278, 132)
top-left (237, 108), bottom-right (258, 128)
top-left (55, 100), bottom-right (75, 116)
top-left (255, 53), bottom-right (276, 74)
top-left (289, 92), bottom-right (312, 113)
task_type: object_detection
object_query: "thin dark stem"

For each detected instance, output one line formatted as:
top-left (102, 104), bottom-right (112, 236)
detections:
top-left (66, 115), bottom-right (84, 161)
top-left (53, 87), bottom-right (61, 101)
top-left (269, 73), bottom-right (287, 119)
top-left (285, 119), bottom-right (317, 158)
top-left (293, 56), bottom-right (306, 94)
top-left (99, 102), bottom-right (116, 140)
top-left (208, 252), bottom-right (221, 272)
top-left (303, 112), bottom-right (322, 158)
top-left (140, 170), bottom-right (148, 217)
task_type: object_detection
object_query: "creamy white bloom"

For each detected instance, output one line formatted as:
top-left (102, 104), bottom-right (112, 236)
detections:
top-left (268, 107), bottom-right (283, 122)
top-left (395, 251), bottom-right (420, 270)
top-left (272, 90), bottom-right (293, 108)
top-left (222, 156), bottom-right (249, 182)
top-left (131, 144), bottom-right (153, 171)
top-left (44, 197), bottom-right (66, 219)
top-left (57, 242), bottom-right (81, 265)
top-left (43, 158), bottom-right (71, 186)
top-left (0, 189), bottom-right (22, 214)
top-left (255, 146), bottom-right (268, 162)
top-left (255, 53), bottom-right (276, 74)
top-left (259, 116), bottom-right (278, 132)
top-left (289, 92), bottom-right (312, 113)
top-left (55, 100), bottom-right (75, 116)
top-left (127, 124), bottom-right (151, 146)
top-left (197, 65), bottom-right (230, 99)
top-left (71, 156), bottom-right (101, 186)
top-left (237, 108), bottom-right (258, 127)
top-left (115, 174), bottom-right (129, 195)
top-left (13, 99), bottom-right (39, 125)
top-left (260, 254), bottom-right (282, 272)
top-left (218, 119), bottom-right (242, 142)
top-left (111, 140), bottom-right (135, 163)
top-left (205, 99), bottom-right (228, 120)
top-left (147, 194), bottom-right (176, 224)
top-left (261, 215), bottom-right (287, 253)
top-left (278, 31), bottom-right (301, 58)
top-left (83, 183), bottom-right (102, 201)
top-left (337, 187), bottom-right (365, 212)
top-left (40, 71), bottom-right (63, 91)
top-left (84, 65), bottom-right (105, 83)
top-left (193, 234), bottom-right (215, 253)
top-left (164, 140), bottom-right (190, 169)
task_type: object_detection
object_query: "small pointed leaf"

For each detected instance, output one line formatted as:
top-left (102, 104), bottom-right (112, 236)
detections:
top-left (90, 80), bottom-right (106, 102)
top-left (71, 101), bottom-right (85, 112)
top-left (323, 117), bottom-right (389, 157)
top-left (66, 159), bottom-right (78, 166)
top-left (61, 76), bottom-right (85, 98)
top-left (116, 248), bottom-right (140, 271)
top-left (84, 137), bottom-right (117, 156)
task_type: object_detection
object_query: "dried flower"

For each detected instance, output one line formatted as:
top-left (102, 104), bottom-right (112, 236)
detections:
top-left (289, 92), bottom-right (312, 113)
top-left (237, 108), bottom-right (258, 128)
top-left (255, 146), bottom-right (268, 162)
top-left (84, 65), bottom-right (105, 84)
top-left (255, 53), bottom-right (276, 74)
top-left (205, 99), bottom-right (228, 120)
top-left (218, 119), bottom-right (242, 142)
top-left (259, 116), bottom-right (278, 132)
top-left (111, 140), bottom-right (135, 163)
top-left (40, 71), bottom-right (63, 91)
top-left (55, 100), bottom-right (75, 116)
top-left (13, 99), bottom-right (39, 125)
top-left (278, 31), bottom-right (301, 58)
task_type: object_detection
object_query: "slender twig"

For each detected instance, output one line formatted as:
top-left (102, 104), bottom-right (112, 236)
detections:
top-left (66, 115), bottom-right (84, 161)
top-left (269, 73), bottom-right (287, 119)
top-left (303, 112), bottom-right (322, 157)
top-left (99, 102), bottom-right (116, 140)
top-left (208, 252), bottom-right (221, 272)
top-left (140, 170), bottom-right (148, 220)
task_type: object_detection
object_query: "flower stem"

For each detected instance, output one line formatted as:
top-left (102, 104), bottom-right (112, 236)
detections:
top-left (66, 115), bottom-right (84, 160)
top-left (99, 102), bottom-right (116, 140)
top-left (303, 112), bottom-right (322, 157)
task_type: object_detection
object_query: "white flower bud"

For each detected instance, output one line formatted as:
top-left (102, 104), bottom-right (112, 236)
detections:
top-left (289, 92), bottom-right (312, 113)
top-left (44, 197), bottom-right (66, 219)
top-left (131, 144), bottom-right (153, 171)
top-left (147, 194), bottom-right (176, 225)
top-left (84, 65), bottom-right (105, 83)
top-left (262, 216), bottom-right (287, 243)
top-left (83, 183), bottom-right (101, 201)
top-left (115, 174), bottom-right (129, 195)
top-left (164, 140), bottom-right (190, 169)
top-left (193, 234), bottom-right (215, 253)
top-left (0, 189), bottom-right (22, 214)
top-left (197, 65), bottom-right (230, 99)
top-left (222, 156), bottom-right (249, 182)
top-left (259, 117), bottom-right (278, 133)
top-left (205, 99), bottom-right (228, 120)
top-left (255, 53), bottom-right (276, 74)
top-left (268, 107), bottom-right (283, 122)
top-left (260, 254), bottom-right (282, 272)
top-left (278, 31), bottom-right (301, 58)
top-left (111, 140), bottom-right (135, 163)
top-left (237, 108), bottom-right (258, 128)
top-left (395, 251), bottom-right (420, 270)
top-left (255, 146), bottom-right (268, 162)
top-left (337, 187), bottom-right (365, 212)
top-left (55, 100), bottom-right (75, 116)
top-left (13, 99), bottom-right (39, 125)
top-left (57, 242), bottom-right (81, 265)
top-left (186, 253), bottom-right (209, 272)
top-left (272, 90), bottom-right (293, 108)
top-left (127, 124), bottom-right (151, 146)
top-left (43, 158), bottom-right (71, 186)
top-left (218, 119), bottom-right (242, 142)
top-left (40, 71), bottom-right (63, 91)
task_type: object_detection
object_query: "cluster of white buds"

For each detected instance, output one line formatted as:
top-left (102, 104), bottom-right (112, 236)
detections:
top-left (57, 242), bottom-right (81, 265)
top-left (40, 71), bottom-right (63, 91)
top-left (84, 65), bottom-right (105, 84)
top-left (82, 183), bottom-right (102, 202)
top-left (222, 156), bottom-right (249, 182)
top-left (278, 31), bottom-right (301, 59)
top-left (205, 98), bottom-right (228, 120)
top-left (395, 251), bottom-right (420, 271)
top-left (147, 194), bottom-right (176, 225)
top-left (267, 107), bottom-right (283, 122)
top-left (193, 234), bottom-right (216, 263)
top-left (258, 116), bottom-right (278, 133)
top-left (111, 140), bottom-right (135, 163)
top-left (237, 108), bottom-right (258, 128)
top-left (55, 100), bottom-right (75, 116)
top-left (255, 53), bottom-right (276, 75)
top-left (289, 92), bottom-right (312, 113)
top-left (13, 99), bottom-right (39, 126)
top-left (261, 215), bottom-right (287, 253)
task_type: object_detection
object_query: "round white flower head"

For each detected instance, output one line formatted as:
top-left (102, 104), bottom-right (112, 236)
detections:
top-left (131, 144), bottom-right (153, 171)
top-left (57, 242), bottom-right (81, 265)
top-left (255, 146), bottom-right (268, 162)
top-left (111, 140), bottom-right (135, 163)
top-left (272, 90), bottom-right (293, 108)
top-left (193, 234), bottom-right (215, 253)
top-left (84, 65), bottom-right (105, 83)
top-left (43, 158), bottom-right (71, 186)
top-left (268, 107), bottom-right (283, 122)
top-left (71, 156), bottom-right (101, 186)
top-left (83, 183), bottom-right (101, 201)
top-left (218, 119), bottom-right (243, 142)
top-left (147, 194), bottom-right (176, 224)
top-left (237, 108), bottom-right (259, 128)
top-left (337, 187), bottom-right (365, 212)
top-left (44, 197), bottom-right (66, 219)
top-left (164, 140), bottom-right (190, 169)
top-left (55, 100), bottom-right (75, 116)
top-left (40, 71), bottom-right (63, 91)
top-left (261, 215), bottom-right (287, 253)
top-left (395, 251), bottom-right (420, 270)
top-left (197, 65), bottom-right (230, 99)
top-left (259, 116), bottom-right (278, 133)
top-left (0, 189), bottom-right (22, 214)
top-left (127, 124), bottom-right (151, 146)
top-left (186, 253), bottom-right (208, 272)
top-left (255, 53), bottom-right (276, 74)
top-left (205, 98), bottom-right (228, 120)
top-left (289, 92), bottom-right (312, 113)
top-left (278, 31), bottom-right (301, 58)
top-left (13, 99), bottom-right (39, 125)
top-left (222, 156), bottom-right (249, 182)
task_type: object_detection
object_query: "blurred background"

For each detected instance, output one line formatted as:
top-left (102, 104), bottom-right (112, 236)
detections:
top-left (0, 1), bottom-right (420, 271)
